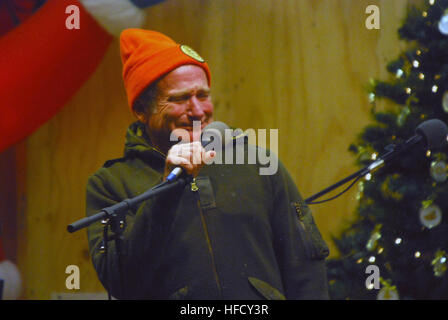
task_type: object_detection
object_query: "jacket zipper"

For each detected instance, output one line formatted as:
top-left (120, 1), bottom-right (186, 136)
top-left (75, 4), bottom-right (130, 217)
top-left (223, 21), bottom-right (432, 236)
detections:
top-left (191, 178), bottom-right (222, 296)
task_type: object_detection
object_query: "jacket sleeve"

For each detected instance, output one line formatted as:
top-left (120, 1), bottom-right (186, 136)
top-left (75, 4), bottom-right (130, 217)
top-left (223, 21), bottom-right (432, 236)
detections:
top-left (86, 170), bottom-right (180, 299)
top-left (269, 159), bottom-right (330, 299)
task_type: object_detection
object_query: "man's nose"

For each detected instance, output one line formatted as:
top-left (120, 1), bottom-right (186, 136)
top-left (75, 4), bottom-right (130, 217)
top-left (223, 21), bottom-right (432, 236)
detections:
top-left (188, 96), bottom-right (205, 118)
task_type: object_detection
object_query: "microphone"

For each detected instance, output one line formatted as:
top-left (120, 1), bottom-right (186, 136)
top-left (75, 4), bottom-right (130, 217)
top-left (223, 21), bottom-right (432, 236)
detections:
top-left (415, 118), bottom-right (448, 149)
top-left (165, 121), bottom-right (230, 182)
top-left (366, 118), bottom-right (448, 173)
top-left (306, 119), bottom-right (448, 204)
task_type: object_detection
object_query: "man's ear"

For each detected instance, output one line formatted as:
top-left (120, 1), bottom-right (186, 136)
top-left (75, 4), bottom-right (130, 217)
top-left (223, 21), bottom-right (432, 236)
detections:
top-left (133, 109), bottom-right (147, 123)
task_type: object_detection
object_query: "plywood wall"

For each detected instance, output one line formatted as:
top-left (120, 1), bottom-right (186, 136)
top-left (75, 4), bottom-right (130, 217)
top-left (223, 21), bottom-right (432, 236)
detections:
top-left (17, 0), bottom-right (414, 299)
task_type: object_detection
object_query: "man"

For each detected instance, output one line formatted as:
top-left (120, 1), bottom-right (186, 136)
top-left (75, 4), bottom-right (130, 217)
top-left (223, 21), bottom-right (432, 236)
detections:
top-left (86, 29), bottom-right (330, 300)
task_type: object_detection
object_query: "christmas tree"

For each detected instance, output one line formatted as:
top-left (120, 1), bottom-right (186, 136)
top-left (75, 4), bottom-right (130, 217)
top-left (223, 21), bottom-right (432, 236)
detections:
top-left (327, 0), bottom-right (448, 300)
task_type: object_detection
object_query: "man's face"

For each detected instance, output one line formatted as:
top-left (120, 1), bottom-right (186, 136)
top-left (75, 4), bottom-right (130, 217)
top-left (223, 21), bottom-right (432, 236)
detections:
top-left (141, 64), bottom-right (214, 153)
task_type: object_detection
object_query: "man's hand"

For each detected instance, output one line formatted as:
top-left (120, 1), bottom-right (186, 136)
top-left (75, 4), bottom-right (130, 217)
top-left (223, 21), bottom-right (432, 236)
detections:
top-left (163, 141), bottom-right (215, 180)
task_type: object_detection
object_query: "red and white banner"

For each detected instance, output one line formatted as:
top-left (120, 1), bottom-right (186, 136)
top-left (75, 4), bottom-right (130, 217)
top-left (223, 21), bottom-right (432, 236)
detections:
top-left (0, 0), bottom-right (164, 153)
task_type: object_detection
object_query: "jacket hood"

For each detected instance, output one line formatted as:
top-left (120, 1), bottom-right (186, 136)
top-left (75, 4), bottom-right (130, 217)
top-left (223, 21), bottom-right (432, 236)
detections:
top-left (124, 121), bottom-right (166, 163)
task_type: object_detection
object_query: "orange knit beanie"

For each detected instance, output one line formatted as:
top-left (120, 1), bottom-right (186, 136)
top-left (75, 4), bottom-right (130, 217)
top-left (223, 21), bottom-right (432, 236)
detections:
top-left (120, 29), bottom-right (211, 110)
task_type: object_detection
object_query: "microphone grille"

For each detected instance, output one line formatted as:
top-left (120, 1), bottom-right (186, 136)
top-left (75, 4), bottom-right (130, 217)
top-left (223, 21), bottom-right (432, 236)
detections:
top-left (416, 119), bottom-right (448, 149)
top-left (201, 121), bottom-right (230, 148)
top-left (203, 121), bottom-right (230, 136)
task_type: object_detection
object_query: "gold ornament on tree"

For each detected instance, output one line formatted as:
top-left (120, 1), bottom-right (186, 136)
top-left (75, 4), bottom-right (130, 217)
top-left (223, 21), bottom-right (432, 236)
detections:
top-left (430, 159), bottom-right (448, 183)
top-left (419, 202), bottom-right (442, 229)
top-left (443, 91), bottom-right (448, 113)
top-left (381, 174), bottom-right (403, 201)
top-left (377, 279), bottom-right (399, 300)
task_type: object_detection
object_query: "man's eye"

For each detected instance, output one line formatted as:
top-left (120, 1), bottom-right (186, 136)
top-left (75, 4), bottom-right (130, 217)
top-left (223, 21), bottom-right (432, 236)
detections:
top-left (169, 95), bottom-right (189, 102)
top-left (197, 92), bottom-right (210, 99)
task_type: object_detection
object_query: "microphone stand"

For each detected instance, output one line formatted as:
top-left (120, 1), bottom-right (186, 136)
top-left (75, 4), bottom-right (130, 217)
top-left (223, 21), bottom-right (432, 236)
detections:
top-left (305, 135), bottom-right (423, 204)
top-left (67, 176), bottom-right (191, 299)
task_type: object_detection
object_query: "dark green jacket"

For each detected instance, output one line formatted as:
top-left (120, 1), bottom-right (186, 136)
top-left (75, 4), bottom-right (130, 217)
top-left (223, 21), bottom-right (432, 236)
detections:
top-left (86, 121), bottom-right (330, 299)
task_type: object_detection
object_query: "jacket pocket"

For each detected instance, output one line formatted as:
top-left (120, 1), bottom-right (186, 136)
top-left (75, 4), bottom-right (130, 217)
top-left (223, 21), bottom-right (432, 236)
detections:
top-left (248, 277), bottom-right (286, 300)
top-left (291, 201), bottom-right (330, 260)
top-left (194, 176), bottom-right (217, 210)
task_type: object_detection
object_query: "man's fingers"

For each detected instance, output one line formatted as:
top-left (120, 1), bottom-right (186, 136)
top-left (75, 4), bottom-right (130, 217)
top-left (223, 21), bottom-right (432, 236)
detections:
top-left (167, 155), bottom-right (189, 166)
top-left (173, 142), bottom-right (202, 157)
top-left (202, 150), bottom-right (216, 164)
top-left (192, 146), bottom-right (203, 165)
top-left (173, 142), bottom-right (205, 165)
top-left (167, 155), bottom-right (194, 173)
top-left (166, 142), bottom-right (214, 178)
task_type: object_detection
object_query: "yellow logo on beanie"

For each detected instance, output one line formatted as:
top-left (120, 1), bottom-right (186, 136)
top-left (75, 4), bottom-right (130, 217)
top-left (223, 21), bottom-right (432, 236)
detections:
top-left (180, 45), bottom-right (205, 62)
